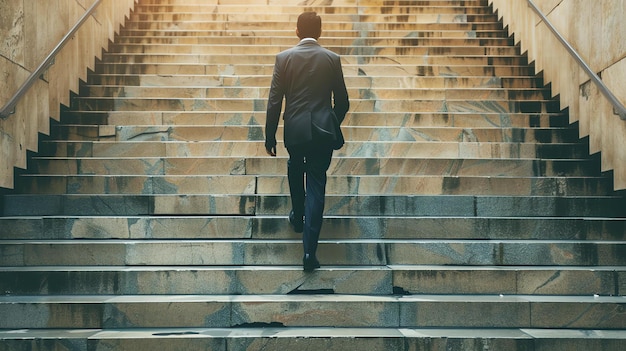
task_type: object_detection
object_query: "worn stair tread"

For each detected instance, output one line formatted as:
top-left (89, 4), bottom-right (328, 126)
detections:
top-left (61, 110), bottom-right (571, 128)
top-left (15, 175), bottom-right (611, 197)
top-left (2, 239), bottom-right (624, 267)
top-left (1, 215), bottom-right (623, 241)
top-left (118, 29), bottom-right (511, 37)
top-left (99, 55), bottom-right (529, 66)
top-left (0, 264), bottom-right (620, 296)
top-left (3, 193), bottom-right (623, 217)
top-left (2, 264), bottom-right (624, 272)
top-left (1, 293), bottom-right (624, 304)
top-left (2, 327), bottom-right (625, 340)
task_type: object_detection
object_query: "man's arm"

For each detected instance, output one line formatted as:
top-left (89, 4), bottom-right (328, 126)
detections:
top-left (265, 56), bottom-right (284, 156)
top-left (332, 56), bottom-right (349, 124)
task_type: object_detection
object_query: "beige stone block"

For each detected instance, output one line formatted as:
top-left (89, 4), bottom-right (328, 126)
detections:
top-left (92, 141), bottom-right (166, 158)
top-left (234, 296), bottom-right (397, 327)
top-left (153, 194), bottom-right (255, 215)
top-left (76, 176), bottom-right (152, 195)
top-left (164, 157), bottom-right (247, 175)
top-left (105, 300), bottom-right (228, 328)
top-left (126, 241), bottom-right (238, 265)
top-left (0, 0), bottom-right (25, 64)
top-left (146, 217), bottom-right (252, 239)
top-left (159, 175), bottom-right (256, 194)
top-left (167, 141), bottom-right (267, 157)
top-left (401, 297), bottom-right (530, 328)
top-left (530, 300), bottom-right (626, 329)
top-left (69, 217), bottom-right (136, 239)
top-left (517, 269), bottom-right (613, 295)
top-left (394, 268), bottom-right (517, 295)
top-left (131, 269), bottom-right (233, 294)
top-left (78, 158), bottom-right (162, 176)
top-left (24, 242), bottom-right (126, 265)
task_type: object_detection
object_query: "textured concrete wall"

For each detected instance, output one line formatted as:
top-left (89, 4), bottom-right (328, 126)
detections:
top-left (0, 0), bottom-right (135, 189)
top-left (490, 0), bottom-right (626, 189)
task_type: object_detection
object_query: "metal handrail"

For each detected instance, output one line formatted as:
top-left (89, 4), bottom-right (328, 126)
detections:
top-left (0, 0), bottom-right (103, 119)
top-left (527, 0), bottom-right (626, 120)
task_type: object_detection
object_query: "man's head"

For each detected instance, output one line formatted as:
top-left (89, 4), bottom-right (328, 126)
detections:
top-left (296, 11), bottom-right (322, 40)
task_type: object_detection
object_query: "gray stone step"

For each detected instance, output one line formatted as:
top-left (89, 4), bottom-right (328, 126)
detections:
top-left (93, 62), bottom-right (535, 79)
top-left (106, 43), bottom-right (520, 56)
top-left (49, 124), bottom-right (577, 143)
top-left (1, 216), bottom-right (623, 241)
top-left (132, 4), bottom-right (495, 15)
top-left (38, 140), bottom-right (589, 159)
top-left (126, 13), bottom-right (501, 23)
top-left (0, 294), bottom-right (624, 329)
top-left (60, 111), bottom-right (568, 128)
top-left (84, 75), bottom-right (536, 89)
top-left (99, 53), bottom-right (527, 66)
top-left (14, 174), bottom-right (611, 196)
top-left (119, 28), bottom-right (510, 38)
top-left (2, 238), bottom-right (625, 266)
top-left (82, 86), bottom-right (545, 100)
top-left (4, 194), bottom-right (623, 217)
top-left (28, 156), bottom-right (592, 177)
top-left (122, 19), bottom-right (504, 31)
top-left (0, 265), bottom-right (622, 296)
top-left (130, 18), bottom-right (502, 29)
top-left (113, 36), bottom-right (514, 47)
top-left (68, 96), bottom-right (557, 115)
top-left (1, 327), bottom-right (625, 351)
top-left (122, 19), bottom-right (503, 32)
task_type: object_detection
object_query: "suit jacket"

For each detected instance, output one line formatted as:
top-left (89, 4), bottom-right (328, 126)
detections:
top-left (265, 39), bottom-right (349, 150)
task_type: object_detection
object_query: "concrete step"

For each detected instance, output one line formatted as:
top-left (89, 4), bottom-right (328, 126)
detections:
top-left (60, 111), bottom-right (569, 128)
top-left (118, 28), bottom-right (511, 38)
top-left (84, 75), bottom-right (537, 89)
top-left (106, 43), bottom-right (520, 56)
top-left (2, 239), bottom-right (625, 266)
top-left (37, 140), bottom-right (589, 159)
top-left (49, 125), bottom-right (577, 143)
top-left (123, 20), bottom-right (504, 32)
top-left (1, 215), bottom-right (623, 241)
top-left (204, 0), bottom-right (490, 3)
top-left (1, 265), bottom-right (623, 296)
top-left (81, 86), bottom-right (547, 101)
top-left (68, 97), bottom-right (559, 114)
top-left (14, 174), bottom-right (612, 196)
top-left (93, 62), bottom-right (535, 79)
top-left (126, 12), bottom-right (501, 23)
top-left (121, 17), bottom-right (502, 30)
top-left (0, 294), bottom-right (624, 329)
top-left (2, 327), bottom-right (625, 351)
top-left (132, 5), bottom-right (496, 15)
top-left (27, 156), bottom-right (598, 177)
top-left (99, 53), bottom-right (527, 66)
top-left (2, 194), bottom-right (624, 217)
top-left (113, 36), bottom-right (514, 47)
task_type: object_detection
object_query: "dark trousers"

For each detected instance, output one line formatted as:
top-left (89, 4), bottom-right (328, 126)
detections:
top-left (287, 142), bottom-right (333, 257)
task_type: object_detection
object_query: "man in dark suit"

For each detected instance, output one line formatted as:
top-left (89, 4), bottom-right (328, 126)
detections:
top-left (265, 11), bottom-right (350, 272)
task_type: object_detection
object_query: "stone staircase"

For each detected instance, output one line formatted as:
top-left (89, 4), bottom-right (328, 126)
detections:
top-left (1, 0), bottom-right (625, 350)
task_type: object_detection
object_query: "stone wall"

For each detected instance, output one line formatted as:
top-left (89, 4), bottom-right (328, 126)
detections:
top-left (490, 0), bottom-right (626, 190)
top-left (0, 0), bottom-right (135, 189)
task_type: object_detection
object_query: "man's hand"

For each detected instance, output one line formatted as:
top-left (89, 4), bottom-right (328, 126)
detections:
top-left (265, 145), bottom-right (277, 157)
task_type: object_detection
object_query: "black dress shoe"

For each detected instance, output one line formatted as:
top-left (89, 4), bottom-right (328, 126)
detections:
top-left (303, 254), bottom-right (320, 272)
top-left (289, 210), bottom-right (303, 233)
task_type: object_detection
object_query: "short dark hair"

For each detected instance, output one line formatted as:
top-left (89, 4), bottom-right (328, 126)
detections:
top-left (297, 12), bottom-right (322, 39)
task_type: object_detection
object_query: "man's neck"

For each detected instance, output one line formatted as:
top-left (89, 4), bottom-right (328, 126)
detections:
top-left (299, 37), bottom-right (317, 43)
